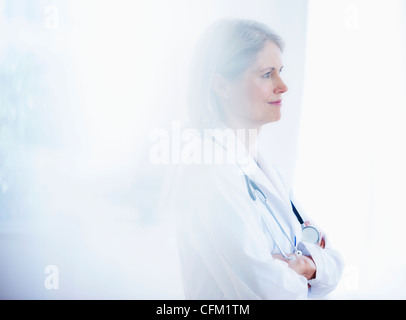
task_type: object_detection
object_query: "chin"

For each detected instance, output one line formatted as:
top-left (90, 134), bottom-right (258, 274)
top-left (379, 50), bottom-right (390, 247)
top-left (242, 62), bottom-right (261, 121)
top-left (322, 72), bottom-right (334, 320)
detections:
top-left (273, 113), bottom-right (282, 122)
top-left (263, 112), bottom-right (281, 124)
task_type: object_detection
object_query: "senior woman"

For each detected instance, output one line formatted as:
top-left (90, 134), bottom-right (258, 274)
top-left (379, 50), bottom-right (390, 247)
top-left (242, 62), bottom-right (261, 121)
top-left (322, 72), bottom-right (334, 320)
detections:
top-left (169, 18), bottom-right (344, 300)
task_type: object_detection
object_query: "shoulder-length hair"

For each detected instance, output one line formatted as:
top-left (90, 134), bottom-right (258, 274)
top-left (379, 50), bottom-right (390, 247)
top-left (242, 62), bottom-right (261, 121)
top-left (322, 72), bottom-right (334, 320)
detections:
top-left (187, 18), bottom-right (285, 131)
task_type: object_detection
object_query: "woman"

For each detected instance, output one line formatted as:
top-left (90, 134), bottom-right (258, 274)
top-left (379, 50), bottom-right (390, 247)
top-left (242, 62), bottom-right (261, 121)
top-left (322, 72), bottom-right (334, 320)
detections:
top-left (169, 18), bottom-right (344, 299)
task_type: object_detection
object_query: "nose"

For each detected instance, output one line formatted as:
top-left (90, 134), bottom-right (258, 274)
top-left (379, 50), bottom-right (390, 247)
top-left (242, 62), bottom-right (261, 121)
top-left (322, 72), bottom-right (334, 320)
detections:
top-left (273, 76), bottom-right (288, 95)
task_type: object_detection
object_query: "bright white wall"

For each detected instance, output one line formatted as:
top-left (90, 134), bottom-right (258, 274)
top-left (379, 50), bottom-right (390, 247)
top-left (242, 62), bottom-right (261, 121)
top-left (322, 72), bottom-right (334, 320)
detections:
top-left (295, 0), bottom-right (406, 299)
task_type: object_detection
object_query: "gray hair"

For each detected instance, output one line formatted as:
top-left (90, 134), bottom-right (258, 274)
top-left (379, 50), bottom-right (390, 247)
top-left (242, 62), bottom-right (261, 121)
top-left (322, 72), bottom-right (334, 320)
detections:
top-left (187, 18), bottom-right (284, 131)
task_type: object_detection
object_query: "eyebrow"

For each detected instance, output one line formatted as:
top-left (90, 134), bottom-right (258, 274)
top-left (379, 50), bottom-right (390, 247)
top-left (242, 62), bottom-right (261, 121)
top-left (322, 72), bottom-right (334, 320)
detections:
top-left (259, 66), bottom-right (284, 73)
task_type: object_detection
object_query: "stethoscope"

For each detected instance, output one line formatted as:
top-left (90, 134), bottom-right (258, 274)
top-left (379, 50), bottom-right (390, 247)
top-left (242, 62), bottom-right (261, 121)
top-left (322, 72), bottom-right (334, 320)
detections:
top-left (244, 175), bottom-right (320, 261)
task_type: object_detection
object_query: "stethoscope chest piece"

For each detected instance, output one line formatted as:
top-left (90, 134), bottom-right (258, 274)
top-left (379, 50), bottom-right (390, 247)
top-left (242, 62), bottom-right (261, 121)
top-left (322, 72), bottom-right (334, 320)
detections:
top-left (289, 249), bottom-right (302, 262)
top-left (244, 174), bottom-right (321, 259)
top-left (301, 226), bottom-right (320, 245)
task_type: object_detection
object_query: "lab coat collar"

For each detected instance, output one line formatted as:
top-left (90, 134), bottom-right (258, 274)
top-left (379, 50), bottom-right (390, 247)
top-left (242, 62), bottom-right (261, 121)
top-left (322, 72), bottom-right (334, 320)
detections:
top-left (209, 125), bottom-right (290, 208)
top-left (255, 153), bottom-right (292, 207)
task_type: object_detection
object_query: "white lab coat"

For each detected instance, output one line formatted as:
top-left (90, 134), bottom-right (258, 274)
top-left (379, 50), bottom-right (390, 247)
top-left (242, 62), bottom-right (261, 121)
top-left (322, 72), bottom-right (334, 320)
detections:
top-left (168, 126), bottom-right (344, 300)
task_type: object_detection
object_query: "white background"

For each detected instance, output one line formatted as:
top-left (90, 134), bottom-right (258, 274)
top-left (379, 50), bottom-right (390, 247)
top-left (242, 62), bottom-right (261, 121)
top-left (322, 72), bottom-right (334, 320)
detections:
top-left (0, 0), bottom-right (405, 299)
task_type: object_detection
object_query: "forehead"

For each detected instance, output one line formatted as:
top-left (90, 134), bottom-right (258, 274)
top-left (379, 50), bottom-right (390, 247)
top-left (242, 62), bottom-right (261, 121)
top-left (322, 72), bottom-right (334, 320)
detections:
top-left (250, 41), bottom-right (283, 72)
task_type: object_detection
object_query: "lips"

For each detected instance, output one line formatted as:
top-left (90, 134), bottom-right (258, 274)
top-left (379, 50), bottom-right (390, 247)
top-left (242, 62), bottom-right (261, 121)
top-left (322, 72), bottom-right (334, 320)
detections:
top-left (268, 100), bottom-right (282, 105)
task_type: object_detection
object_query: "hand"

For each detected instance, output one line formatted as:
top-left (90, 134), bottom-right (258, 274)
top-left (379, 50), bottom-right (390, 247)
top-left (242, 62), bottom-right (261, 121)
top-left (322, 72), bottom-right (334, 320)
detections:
top-left (287, 254), bottom-right (316, 280)
top-left (273, 254), bottom-right (317, 280)
top-left (304, 221), bottom-right (325, 249)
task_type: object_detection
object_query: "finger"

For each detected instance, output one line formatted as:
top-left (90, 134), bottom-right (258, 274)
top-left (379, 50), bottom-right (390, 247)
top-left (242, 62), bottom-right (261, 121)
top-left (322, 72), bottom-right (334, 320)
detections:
top-left (317, 234), bottom-right (325, 248)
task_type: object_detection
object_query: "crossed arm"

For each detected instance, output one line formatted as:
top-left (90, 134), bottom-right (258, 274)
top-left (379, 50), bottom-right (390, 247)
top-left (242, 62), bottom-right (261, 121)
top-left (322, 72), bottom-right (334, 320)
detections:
top-left (273, 221), bottom-right (325, 283)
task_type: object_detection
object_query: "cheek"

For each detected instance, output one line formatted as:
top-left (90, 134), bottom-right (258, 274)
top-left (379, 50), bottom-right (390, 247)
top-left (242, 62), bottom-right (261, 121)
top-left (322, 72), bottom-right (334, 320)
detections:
top-left (245, 81), bottom-right (273, 103)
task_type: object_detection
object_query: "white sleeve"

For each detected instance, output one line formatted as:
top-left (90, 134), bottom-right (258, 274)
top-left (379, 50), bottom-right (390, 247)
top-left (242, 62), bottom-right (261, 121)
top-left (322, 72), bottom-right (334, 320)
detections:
top-left (272, 165), bottom-right (345, 298)
top-left (298, 240), bottom-right (345, 298)
top-left (172, 163), bottom-right (310, 300)
top-left (291, 196), bottom-right (345, 298)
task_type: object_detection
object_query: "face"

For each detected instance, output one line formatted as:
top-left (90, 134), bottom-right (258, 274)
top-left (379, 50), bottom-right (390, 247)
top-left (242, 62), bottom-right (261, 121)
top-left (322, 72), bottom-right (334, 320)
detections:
top-left (221, 41), bottom-right (288, 129)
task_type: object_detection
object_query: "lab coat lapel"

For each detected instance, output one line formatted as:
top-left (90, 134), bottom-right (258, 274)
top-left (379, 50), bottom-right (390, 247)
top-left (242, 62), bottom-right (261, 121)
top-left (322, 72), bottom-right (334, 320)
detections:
top-left (244, 155), bottom-right (290, 211)
top-left (211, 127), bottom-right (300, 245)
top-left (230, 134), bottom-right (299, 245)
top-left (256, 153), bottom-right (292, 207)
top-left (210, 127), bottom-right (288, 210)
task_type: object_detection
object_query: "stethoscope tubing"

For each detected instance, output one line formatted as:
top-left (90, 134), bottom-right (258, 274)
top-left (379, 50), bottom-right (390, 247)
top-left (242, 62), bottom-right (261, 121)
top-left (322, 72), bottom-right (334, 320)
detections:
top-left (244, 175), bottom-right (301, 260)
top-left (211, 134), bottom-right (317, 259)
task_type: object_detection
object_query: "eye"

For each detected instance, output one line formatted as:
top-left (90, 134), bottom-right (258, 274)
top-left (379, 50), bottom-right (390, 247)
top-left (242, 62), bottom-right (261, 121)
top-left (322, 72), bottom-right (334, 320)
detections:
top-left (262, 71), bottom-right (272, 79)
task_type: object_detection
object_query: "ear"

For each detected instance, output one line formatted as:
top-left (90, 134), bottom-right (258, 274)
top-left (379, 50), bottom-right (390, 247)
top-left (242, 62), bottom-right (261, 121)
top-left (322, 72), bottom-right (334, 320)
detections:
top-left (211, 73), bottom-right (230, 100)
